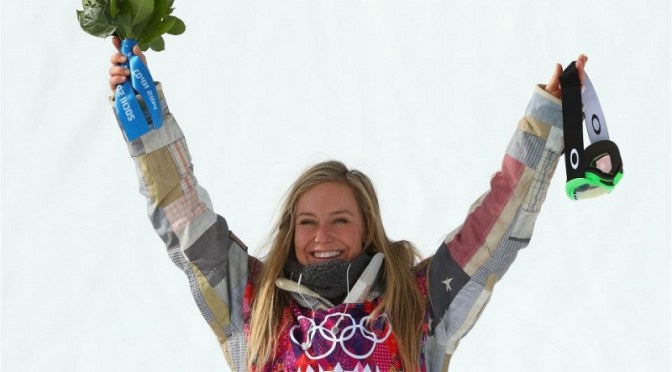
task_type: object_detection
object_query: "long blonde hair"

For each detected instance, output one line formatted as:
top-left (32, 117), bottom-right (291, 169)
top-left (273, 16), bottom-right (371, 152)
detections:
top-left (247, 160), bottom-right (426, 371)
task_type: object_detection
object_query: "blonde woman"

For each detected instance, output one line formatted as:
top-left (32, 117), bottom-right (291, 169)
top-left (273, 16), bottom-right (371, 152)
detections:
top-left (109, 37), bottom-right (586, 371)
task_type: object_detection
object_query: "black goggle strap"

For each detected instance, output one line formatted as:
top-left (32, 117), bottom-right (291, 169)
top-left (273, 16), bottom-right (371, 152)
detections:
top-left (560, 61), bottom-right (623, 200)
top-left (560, 62), bottom-right (586, 182)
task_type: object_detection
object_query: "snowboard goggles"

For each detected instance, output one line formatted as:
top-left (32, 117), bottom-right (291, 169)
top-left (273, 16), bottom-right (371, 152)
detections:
top-left (560, 62), bottom-right (624, 201)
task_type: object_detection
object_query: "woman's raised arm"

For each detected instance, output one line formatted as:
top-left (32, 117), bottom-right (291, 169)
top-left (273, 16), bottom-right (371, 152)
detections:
top-left (423, 55), bottom-right (587, 369)
top-left (108, 37), bottom-right (255, 370)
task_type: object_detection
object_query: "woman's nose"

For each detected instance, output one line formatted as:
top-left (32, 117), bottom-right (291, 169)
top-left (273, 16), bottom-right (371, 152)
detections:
top-left (314, 224), bottom-right (333, 243)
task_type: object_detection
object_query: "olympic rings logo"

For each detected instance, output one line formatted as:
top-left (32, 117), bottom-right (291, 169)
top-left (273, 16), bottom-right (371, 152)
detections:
top-left (289, 312), bottom-right (392, 360)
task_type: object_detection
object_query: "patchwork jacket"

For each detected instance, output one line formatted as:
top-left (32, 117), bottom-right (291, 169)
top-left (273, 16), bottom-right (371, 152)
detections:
top-left (113, 84), bottom-right (564, 371)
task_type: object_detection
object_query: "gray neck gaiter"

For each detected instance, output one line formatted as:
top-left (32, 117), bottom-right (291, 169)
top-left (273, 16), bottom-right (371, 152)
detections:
top-left (284, 253), bottom-right (372, 304)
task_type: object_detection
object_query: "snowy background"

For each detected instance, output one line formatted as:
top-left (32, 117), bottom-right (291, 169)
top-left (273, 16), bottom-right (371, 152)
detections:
top-left (2, 0), bottom-right (670, 371)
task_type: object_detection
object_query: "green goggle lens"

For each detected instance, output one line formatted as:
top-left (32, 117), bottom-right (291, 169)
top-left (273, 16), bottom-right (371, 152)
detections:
top-left (566, 170), bottom-right (624, 200)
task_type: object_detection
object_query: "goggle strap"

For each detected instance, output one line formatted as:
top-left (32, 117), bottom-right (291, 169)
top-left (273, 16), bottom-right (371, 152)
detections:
top-left (582, 74), bottom-right (611, 142)
top-left (560, 61), bottom-right (587, 182)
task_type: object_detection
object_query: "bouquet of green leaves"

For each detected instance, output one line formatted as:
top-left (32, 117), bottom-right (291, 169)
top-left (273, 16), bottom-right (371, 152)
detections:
top-left (77, 0), bottom-right (185, 140)
top-left (77, 0), bottom-right (185, 51)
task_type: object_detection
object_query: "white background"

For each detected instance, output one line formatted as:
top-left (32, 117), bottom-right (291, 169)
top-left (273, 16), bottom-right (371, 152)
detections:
top-left (2, 0), bottom-right (670, 371)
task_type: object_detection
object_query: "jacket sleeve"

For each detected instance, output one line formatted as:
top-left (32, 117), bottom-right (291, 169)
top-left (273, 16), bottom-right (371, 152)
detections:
top-left (425, 85), bottom-right (564, 362)
top-left (111, 83), bottom-right (251, 369)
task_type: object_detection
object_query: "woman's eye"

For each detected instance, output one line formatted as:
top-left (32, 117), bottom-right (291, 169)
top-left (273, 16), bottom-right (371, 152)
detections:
top-left (334, 218), bottom-right (349, 224)
top-left (298, 220), bottom-right (315, 226)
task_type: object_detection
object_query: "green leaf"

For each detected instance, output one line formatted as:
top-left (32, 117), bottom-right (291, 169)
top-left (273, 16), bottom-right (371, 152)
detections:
top-left (128, 0), bottom-right (154, 26)
top-left (84, 0), bottom-right (108, 9)
top-left (133, 0), bottom-right (167, 40)
top-left (110, 0), bottom-right (118, 18)
top-left (117, 0), bottom-right (153, 38)
top-left (149, 36), bottom-right (165, 52)
top-left (116, 1), bottom-right (133, 38)
top-left (158, 16), bottom-right (177, 34)
top-left (132, 19), bottom-right (149, 37)
top-left (154, 0), bottom-right (168, 18)
top-left (77, 7), bottom-right (116, 38)
top-left (167, 16), bottom-right (185, 35)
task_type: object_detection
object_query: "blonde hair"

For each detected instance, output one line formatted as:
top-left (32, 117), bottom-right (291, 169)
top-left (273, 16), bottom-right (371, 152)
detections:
top-left (247, 160), bottom-right (426, 371)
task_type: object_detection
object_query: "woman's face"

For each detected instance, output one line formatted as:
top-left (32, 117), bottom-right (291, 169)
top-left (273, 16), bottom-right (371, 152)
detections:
top-left (293, 182), bottom-right (365, 266)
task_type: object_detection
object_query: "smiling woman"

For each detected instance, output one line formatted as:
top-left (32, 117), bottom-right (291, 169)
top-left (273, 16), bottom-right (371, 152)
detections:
top-left (249, 160), bottom-right (426, 371)
top-left (106, 27), bottom-right (591, 370)
top-left (294, 181), bottom-right (366, 265)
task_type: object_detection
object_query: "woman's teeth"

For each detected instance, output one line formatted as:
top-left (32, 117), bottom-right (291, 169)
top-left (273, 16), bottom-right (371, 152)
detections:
top-left (313, 251), bottom-right (341, 259)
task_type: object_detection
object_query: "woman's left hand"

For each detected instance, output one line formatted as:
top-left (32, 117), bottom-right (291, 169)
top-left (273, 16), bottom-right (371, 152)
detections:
top-left (545, 54), bottom-right (588, 99)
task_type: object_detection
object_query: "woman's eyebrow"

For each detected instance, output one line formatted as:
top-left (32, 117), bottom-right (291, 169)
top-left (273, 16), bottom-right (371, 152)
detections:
top-left (330, 210), bottom-right (354, 217)
top-left (296, 210), bottom-right (354, 217)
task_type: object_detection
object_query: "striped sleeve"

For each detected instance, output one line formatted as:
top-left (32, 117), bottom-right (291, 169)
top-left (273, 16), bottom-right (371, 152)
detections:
top-left (111, 83), bottom-right (251, 369)
top-left (426, 85), bottom-right (563, 365)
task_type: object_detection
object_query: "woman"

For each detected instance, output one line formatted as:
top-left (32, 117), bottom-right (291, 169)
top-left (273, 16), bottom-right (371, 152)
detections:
top-left (109, 37), bottom-right (586, 371)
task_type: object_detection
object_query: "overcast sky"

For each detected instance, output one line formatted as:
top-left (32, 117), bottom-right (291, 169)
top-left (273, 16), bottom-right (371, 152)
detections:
top-left (2, 0), bottom-right (670, 371)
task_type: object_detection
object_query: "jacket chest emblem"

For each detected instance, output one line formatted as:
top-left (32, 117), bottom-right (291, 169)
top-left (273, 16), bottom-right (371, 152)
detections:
top-left (289, 311), bottom-right (393, 361)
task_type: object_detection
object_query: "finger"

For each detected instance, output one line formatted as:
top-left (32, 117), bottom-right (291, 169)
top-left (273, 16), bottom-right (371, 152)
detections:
top-left (109, 75), bottom-right (127, 92)
top-left (109, 65), bottom-right (130, 78)
top-left (576, 59), bottom-right (583, 82)
top-left (547, 63), bottom-right (562, 88)
top-left (112, 36), bottom-right (121, 51)
top-left (576, 54), bottom-right (588, 86)
top-left (545, 63), bottom-right (563, 97)
top-left (576, 60), bottom-right (586, 87)
top-left (109, 52), bottom-right (127, 66)
top-left (132, 45), bottom-right (148, 66)
top-left (577, 54), bottom-right (588, 66)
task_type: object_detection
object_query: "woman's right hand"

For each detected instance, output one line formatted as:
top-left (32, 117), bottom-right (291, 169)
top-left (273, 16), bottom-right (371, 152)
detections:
top-left (544, 54), bottom-right (588, 99)
top-left (108, 36), bottom-right (147, 93)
